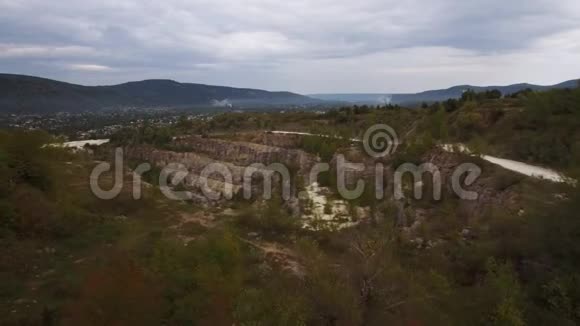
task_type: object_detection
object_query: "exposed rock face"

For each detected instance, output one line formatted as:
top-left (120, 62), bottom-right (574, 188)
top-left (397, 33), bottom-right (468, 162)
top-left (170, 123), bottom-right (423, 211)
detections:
top-left (173, 136), bottom-right (318, 171)
top-left (423, 148), bottom-right (520, 220)
top-left (124, 145), bottom-right (251, 185)
top-left (101, 132), bottom-right (521, 228)
top-left (321, 146), bottom-right (521, 224)
top-left (122, 145), bottom-right (292, 201)
top-left (111, 136), bottom-right (319, 203)
top-left (329, 147), bottom-right (381, 188)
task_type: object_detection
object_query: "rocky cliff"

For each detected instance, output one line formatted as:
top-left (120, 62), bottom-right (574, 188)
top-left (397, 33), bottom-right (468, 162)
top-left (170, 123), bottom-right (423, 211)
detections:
top-left (173, 136), bottom-right (319, 172)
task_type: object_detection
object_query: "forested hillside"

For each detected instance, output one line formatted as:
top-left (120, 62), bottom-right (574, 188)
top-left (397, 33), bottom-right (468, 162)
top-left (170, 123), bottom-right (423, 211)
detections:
top-left (1, 86), bottom-right (580, 325)
top-left (309, 79), bottom-right (579, 105)
top-left (0, 74), bottom-right (319, 113)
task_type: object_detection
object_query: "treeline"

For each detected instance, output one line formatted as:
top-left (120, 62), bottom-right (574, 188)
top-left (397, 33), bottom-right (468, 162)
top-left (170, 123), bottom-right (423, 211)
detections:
top-left (0, 131), bottom-right (75, 237)
top-left (418, 84), bottom-right (580, 171)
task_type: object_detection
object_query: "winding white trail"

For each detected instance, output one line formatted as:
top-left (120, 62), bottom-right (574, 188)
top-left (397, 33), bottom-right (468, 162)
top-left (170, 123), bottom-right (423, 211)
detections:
top-left (270, 130), bottom-right (361, 142)
top-left (441, 144), bottom-right (572, 184)
top-left (270, 131), bottom-right (572, 184)
top-left (47, 139), bottom-right (110, 150)
top-left (480, 155), bottom-right (566, 183)
top-left (62, 139), bottom-right (110, 149)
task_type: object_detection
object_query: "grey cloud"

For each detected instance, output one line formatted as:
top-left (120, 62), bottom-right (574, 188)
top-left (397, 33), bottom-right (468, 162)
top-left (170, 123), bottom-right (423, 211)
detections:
top-left (0, 0), bottom-right (579, 92)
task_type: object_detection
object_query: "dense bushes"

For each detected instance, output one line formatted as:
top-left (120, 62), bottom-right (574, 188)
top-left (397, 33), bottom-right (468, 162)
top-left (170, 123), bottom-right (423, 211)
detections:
top-left (299, 134), bottom-right (346, 162)
top-left (110, 123), bottom-right (175, 147)
top-left (421, 85), bottom-right (580, 171)
top-left (0, 131), bottom-right (72, 237)
top-left (234, 197), bottom-right (299, 236)
top-left (510, 88), bottom-right (580, 168)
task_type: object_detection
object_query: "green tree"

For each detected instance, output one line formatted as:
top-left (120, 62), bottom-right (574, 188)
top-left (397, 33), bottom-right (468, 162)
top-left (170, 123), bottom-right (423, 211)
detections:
top-left (483, 259), bottom-right (526, 326)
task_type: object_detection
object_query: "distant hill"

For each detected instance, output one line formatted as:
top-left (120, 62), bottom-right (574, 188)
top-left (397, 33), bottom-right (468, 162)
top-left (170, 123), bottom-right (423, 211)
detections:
top-left (0, 74), bottom-right (321, 113)
top-left (309, 79), bottom-right (580, 105)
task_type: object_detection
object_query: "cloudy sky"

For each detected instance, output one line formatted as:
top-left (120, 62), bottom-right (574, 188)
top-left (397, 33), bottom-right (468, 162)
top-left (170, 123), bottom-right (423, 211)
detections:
top-left (1, 0), bottom-right (579, 93)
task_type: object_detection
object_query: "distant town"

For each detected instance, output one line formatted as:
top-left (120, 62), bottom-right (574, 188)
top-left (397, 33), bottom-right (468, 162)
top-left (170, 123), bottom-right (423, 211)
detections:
top-left (0, 109), bottom-right (214, 140)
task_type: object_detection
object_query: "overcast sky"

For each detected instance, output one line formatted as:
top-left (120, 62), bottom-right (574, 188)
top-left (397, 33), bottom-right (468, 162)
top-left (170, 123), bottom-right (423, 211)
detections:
top-left (1, 0), bottom-right (579, 93)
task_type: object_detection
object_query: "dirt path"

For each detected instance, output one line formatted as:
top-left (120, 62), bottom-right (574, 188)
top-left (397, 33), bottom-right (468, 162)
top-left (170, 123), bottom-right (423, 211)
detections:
top-left (238, 238), bottom-right (304, 278)
top-left (172, 210), bottom-right (304, 277)
top-left (441, 144), bottom-right (574, 183)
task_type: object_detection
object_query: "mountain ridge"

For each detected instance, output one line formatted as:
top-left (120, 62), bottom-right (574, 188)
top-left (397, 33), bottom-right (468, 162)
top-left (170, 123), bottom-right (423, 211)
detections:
top-left (309, 79), bottom-right (580, 105)
top-left (2, 74), bottom-right (579, 113)
top-left (0, 74), bottom-right (319, 113)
